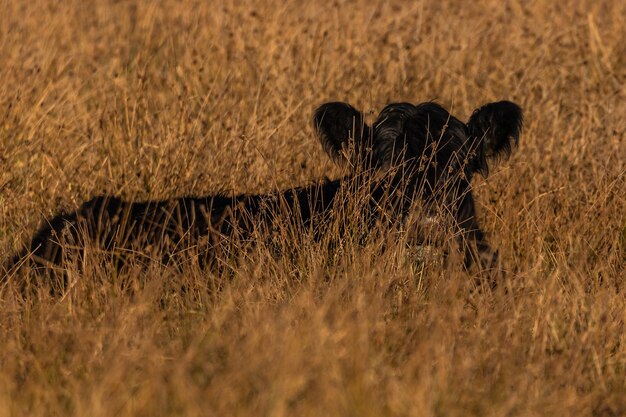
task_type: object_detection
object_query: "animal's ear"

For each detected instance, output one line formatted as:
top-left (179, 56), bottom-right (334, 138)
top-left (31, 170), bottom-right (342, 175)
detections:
top-left (467, 101), bottom-right (523, 176)
top-left (313, 102), bottom-right (370, 167)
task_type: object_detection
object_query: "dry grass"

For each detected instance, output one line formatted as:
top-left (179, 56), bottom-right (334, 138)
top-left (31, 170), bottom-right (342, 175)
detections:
top-left (1, 0), bottom-right (625, 415)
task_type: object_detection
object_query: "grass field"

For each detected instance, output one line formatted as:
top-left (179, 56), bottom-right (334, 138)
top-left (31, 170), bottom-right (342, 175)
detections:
top-left (1, 0), bottom-right (625, 415)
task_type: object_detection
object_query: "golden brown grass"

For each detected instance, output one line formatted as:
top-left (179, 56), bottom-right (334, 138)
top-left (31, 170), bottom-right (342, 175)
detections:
top-left (1, 0), bottom-right (625, 415)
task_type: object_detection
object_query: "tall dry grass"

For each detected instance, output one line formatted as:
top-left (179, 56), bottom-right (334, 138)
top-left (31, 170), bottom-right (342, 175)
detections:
top-left (0, 0), bottom-right (625, 415)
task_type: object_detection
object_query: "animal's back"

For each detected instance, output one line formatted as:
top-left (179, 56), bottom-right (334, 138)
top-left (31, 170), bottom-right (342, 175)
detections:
top-left (6, 179), bottom-right (345, 275)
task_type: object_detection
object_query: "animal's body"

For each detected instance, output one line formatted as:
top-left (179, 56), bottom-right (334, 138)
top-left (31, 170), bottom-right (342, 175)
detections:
top-left (5, 100), bottom-right (523, 287)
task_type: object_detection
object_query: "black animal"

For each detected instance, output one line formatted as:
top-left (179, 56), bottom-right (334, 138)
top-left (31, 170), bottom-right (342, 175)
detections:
top-left (4, 100), bottom-right (522, 288)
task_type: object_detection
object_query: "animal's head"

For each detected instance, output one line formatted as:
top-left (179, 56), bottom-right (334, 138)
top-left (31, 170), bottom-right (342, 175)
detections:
top-left (313, 100), bottom-right (523, 188)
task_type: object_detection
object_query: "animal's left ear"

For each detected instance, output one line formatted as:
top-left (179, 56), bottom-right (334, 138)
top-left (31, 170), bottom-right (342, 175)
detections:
top-left (313, 102), bottom-right (370, 167)
top-left (467, 101), bottom-right (523, 176)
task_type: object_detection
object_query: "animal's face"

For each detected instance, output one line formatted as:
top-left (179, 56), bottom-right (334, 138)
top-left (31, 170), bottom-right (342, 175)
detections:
top-left (314, 99), bottom-right (522, 278)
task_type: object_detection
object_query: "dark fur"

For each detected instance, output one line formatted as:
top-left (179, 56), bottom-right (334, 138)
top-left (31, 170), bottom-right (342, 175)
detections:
top-left (5, 100), bottom-right (522, 288)
top-left (316, 100), bottom-right (522, 275)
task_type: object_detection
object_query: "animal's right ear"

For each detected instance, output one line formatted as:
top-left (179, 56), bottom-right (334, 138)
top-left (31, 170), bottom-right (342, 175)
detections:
top-left (313, 102), bottom-right (370, 167)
